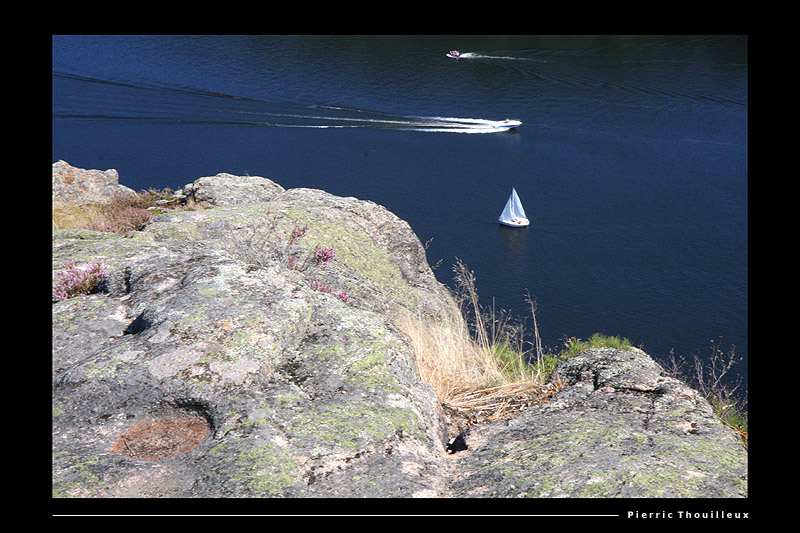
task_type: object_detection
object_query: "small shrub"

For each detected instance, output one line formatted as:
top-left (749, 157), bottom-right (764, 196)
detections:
top-left (54, 189), bottom-right (179, 234)
top-left (661, 339), bottom-right (748, 446)
top-left (215, 215), bottom-right (318, 270)
top-left (52, 260), bottom-right (107, 302)
top-left (201, 216), bottom-right (349, 303)
top-left (313, 245), bottom-right (335, 267)
top-left (85, 202), bottom-right (154, 234)
top-left (285, 225), bottom-right (311, 270)
top-left (217, 212), bottom-right (280, 267)
top-left (309, 279), bottom-right (331, 293)
top-left (288, 224), bottom-right (309, 246)
top-left (308, 280), bottom-right (349, 303)
top-left (560, 333), bottom-right (632, 358)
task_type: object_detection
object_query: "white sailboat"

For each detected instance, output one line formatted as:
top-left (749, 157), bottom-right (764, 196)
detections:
top-left (498, 187), bottom-right (530, 227)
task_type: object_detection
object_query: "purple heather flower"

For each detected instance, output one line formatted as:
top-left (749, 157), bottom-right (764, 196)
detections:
top-left (288, 225), bottom-right (309, 246)
top-left (309, 279), bottom-right (331, 293)
top-left (313, 245), bottom-right (335, 266)
top-left (53, 260), bottom-right (107, 301)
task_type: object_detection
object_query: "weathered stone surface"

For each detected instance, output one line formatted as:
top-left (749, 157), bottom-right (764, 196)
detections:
top-left (52, 183), bottom-right (450, 498)
top-left (447, 348), bottom-right (748, 498)
top-left (173, 172), bottom-right (285, 207)
top-left (52, 171), bottom-right (747, 498)
top-left (52, 160), bottom-right (136, 208)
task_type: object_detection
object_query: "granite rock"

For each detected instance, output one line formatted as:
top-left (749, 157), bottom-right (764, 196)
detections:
top-left (52, 171), bottom-right (747, 499)
top-left (52, 160), bottom-right (136, 208)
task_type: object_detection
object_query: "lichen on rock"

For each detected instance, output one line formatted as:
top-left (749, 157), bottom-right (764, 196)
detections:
top-left (447, 348), bottom-right (748, 498)
top-left (53, 170), bottom-right (450, 498)
top-left (52, 168), bottom-right (747, 499)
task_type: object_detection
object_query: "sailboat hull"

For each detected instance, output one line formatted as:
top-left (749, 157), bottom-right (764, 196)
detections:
top-left (498, 217), bottom-right (530, 227)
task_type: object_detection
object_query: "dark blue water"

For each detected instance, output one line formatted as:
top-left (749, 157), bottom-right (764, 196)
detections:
top-left (52, 35), bottom-right (748, 388)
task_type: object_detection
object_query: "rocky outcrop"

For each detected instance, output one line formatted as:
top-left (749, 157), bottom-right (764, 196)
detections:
top-left (52, 171), bottom-right (452, 498)
top-left (52, 160), bottom-right (135, 208)
top-left (449, 348), bottom-right (747, 497)
top-left (173, 172), bottom-right (285, 207)
top-left (52, 168), bottom-right (747, 498)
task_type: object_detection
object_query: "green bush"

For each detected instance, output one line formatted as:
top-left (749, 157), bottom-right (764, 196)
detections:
top-left (560, 333), bottom-right (633, 358)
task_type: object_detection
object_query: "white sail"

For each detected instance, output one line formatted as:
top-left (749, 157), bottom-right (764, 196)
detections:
top-left (498, 188), bottom-right (530, 227)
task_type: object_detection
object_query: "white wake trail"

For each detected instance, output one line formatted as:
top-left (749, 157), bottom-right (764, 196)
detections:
top-left (257, 110), bottom-right (520, 133)
top-left (450, 52), bottom-right (544, 62)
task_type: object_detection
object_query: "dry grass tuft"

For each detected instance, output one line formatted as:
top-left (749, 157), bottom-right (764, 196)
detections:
top-left (397, 259), bottom-right (558, 417)
top-left (52, 188), bottom-right (190, 234)
top-left (52, 203), bottom-right (106, 231)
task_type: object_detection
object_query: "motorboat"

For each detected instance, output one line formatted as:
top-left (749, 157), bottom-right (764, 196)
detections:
top-left (498, 187), bottom-right (530, 227)
top-left (446, 50), bottom-right (461, 59)
top-left (499, 118), bottom-right (522, 129)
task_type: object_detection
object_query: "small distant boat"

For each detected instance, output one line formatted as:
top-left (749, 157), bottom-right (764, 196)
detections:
top-left (497, 118), bottom-right (522, 130)
top-left (498, 187), bottom-right (530, 227)
top-left (446, 50), bottom-right (461, 59)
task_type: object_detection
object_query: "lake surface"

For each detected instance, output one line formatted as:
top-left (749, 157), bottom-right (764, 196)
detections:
top-left (52, 35), bottom-right (748, 388)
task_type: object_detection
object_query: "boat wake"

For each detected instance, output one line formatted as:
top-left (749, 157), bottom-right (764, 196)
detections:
top-left (450, 51), bottom-right (543, 62)
top-left (53, 71), bottom-right (519, 134)
top-left (254, 106), bottom-right (520, 133)
top-left (300, 107), bottom-right (521, 133)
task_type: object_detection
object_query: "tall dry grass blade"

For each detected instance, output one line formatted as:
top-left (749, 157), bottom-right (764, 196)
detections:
top-left (398, 259), bottom-right (552, 413)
